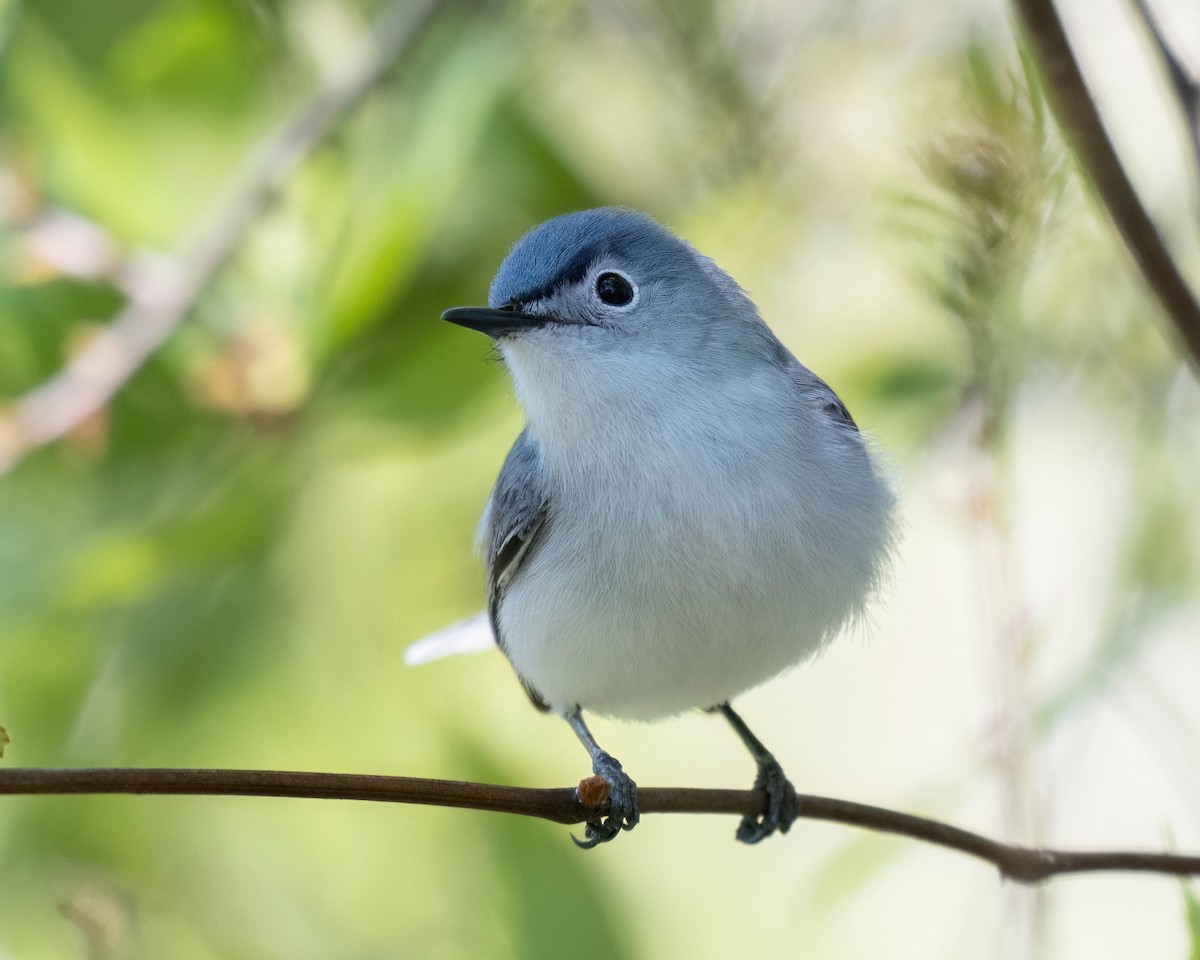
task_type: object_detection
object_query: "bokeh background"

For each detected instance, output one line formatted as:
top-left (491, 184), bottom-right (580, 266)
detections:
top-left (1, 0), bottom-right (1199, 956)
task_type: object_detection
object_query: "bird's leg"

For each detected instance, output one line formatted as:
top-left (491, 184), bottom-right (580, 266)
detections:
top-left (712, 702), bottom-right (798, 844)
top-left (563, 706), bottom-right (639, 848)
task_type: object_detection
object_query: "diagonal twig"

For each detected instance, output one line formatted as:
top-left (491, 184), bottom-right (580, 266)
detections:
top-left (1, 766), bottom-right (1199, 884)
top-left (1128, 0), bottom-right (1200, 184)
top-left (1012, 0), bottom-right (1200, 368)
top-left (0, 0), bottom-right (444, 475)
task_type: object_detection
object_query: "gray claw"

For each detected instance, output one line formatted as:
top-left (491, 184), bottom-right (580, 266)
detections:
top-left (736, 758), bottom-right (797, 844)
top-left (574, 752), bottom-right (639, 848)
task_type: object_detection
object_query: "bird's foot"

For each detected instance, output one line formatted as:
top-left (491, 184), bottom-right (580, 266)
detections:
top-left (736, 757), bottom-right (798, 844)
top-left (573, 752), bottom-right (639, 849)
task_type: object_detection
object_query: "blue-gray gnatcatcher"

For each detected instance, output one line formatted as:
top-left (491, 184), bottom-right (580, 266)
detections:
top-left (442, 208), bottom-right (895, 847)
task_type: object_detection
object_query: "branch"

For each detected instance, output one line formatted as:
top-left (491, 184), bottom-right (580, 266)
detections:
top-left (2, 767), bottom-right (1199, 884)
top-left (1128, 0), bottom-right (1200, 189)
top-left (1012, 0), bottom-right (1200, 368)
top-left (0, 0), bottom-right (444, 475)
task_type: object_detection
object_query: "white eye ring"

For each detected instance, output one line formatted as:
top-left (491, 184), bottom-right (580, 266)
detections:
top-left (592, 269), bottom-right (638, 309)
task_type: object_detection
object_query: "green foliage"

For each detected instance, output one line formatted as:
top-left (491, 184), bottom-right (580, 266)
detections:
top-left (1186, 882), bottom-right (1200, 960)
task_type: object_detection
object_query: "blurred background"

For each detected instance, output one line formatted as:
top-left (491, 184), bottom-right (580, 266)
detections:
top-left (1, 0), bottom-right (1199, 956)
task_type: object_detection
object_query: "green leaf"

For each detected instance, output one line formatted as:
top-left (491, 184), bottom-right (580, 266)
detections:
top-left (310, 21), bottom-right (522, 354)
top-left (1182, 882), bottom-right (1200, 960)
top-left (457, 741), bottom-right (636, 960)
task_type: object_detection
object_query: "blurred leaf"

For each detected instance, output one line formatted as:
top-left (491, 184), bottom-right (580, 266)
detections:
top-left (859, 355), bottom-right (958, 408)
top-left (0, 278), bottom-right (125, 394)
top-left (1183, 882), bottom-right (1200, 960)
top-left (489, 821), bottom-right (634, 960)
top-left (841, 351), bottom-right (961, 445)
top-left (19, 0), bottom-right (152, 67)
top-left (965, 35), bottom-right (1006, 113)
top-left (311, 19), bottom-right (522, 354)
top-left (1124, 479), bottom-right (1196, 599)
top-left (459, 743), bottom-right (635, 960)
top-left (6, 19), bottom-right (266, 241)
top-left (109, 2), bottom-right (264, 108)
top-left (63, 534), bottom-right (165, 608)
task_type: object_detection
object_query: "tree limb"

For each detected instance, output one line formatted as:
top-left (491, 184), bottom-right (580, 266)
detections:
top-left (1, 766), bottom-right (1198, 884)
top-left (0, 0), bottom-right (444, 474)
top-left (1012, 0), bottom-right (1200, 368)
top-left (1128, 0), bottom-right (1200, 189)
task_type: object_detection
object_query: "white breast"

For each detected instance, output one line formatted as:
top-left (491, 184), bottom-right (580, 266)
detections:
top-left (496, 341), bottom-right (892, 719)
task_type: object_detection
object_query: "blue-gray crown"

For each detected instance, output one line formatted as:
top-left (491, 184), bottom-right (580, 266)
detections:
top-left (488, 208), bottom-right (681, 309)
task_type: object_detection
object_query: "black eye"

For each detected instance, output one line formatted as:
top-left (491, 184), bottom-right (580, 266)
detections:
top-left (595, 272), bottom-right (634, 306)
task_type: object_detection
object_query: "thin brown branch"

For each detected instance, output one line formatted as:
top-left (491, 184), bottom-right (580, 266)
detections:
top-left (1012, 0), bottom-right (1200, 368)
top-left (2, 767), bottom-right (1198, 885)
top-left (0, 0), bottom-right (444, 474)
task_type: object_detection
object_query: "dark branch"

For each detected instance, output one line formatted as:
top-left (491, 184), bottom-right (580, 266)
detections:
top-left (1012, 0), bottom-right (1200, 368)
top-left (2, 767), bottom-right (1198, 885)
top-left (1128, 0), bottom-right (1200, 199)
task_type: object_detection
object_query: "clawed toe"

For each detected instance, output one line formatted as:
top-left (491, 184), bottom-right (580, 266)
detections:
top-left (736, 758), bottom-right (798, 844)
top-left (573, 819), bottom-right (623, 849)
top-left (573, 752), bottom-right (639, 848)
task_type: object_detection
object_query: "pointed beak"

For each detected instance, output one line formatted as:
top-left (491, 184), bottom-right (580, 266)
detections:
top-left (441, 306), bottom-right (554, 341)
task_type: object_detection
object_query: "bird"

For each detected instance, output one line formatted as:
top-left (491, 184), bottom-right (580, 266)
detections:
top-left (441, 207), bottom-right (895, 847)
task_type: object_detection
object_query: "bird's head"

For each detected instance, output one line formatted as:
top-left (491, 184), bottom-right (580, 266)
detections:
top-left (442, 208), bottom-right (769, 363)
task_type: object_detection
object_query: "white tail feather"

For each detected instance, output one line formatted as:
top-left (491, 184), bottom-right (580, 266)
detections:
top-left (403, 612), bottom-right (494, 666)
